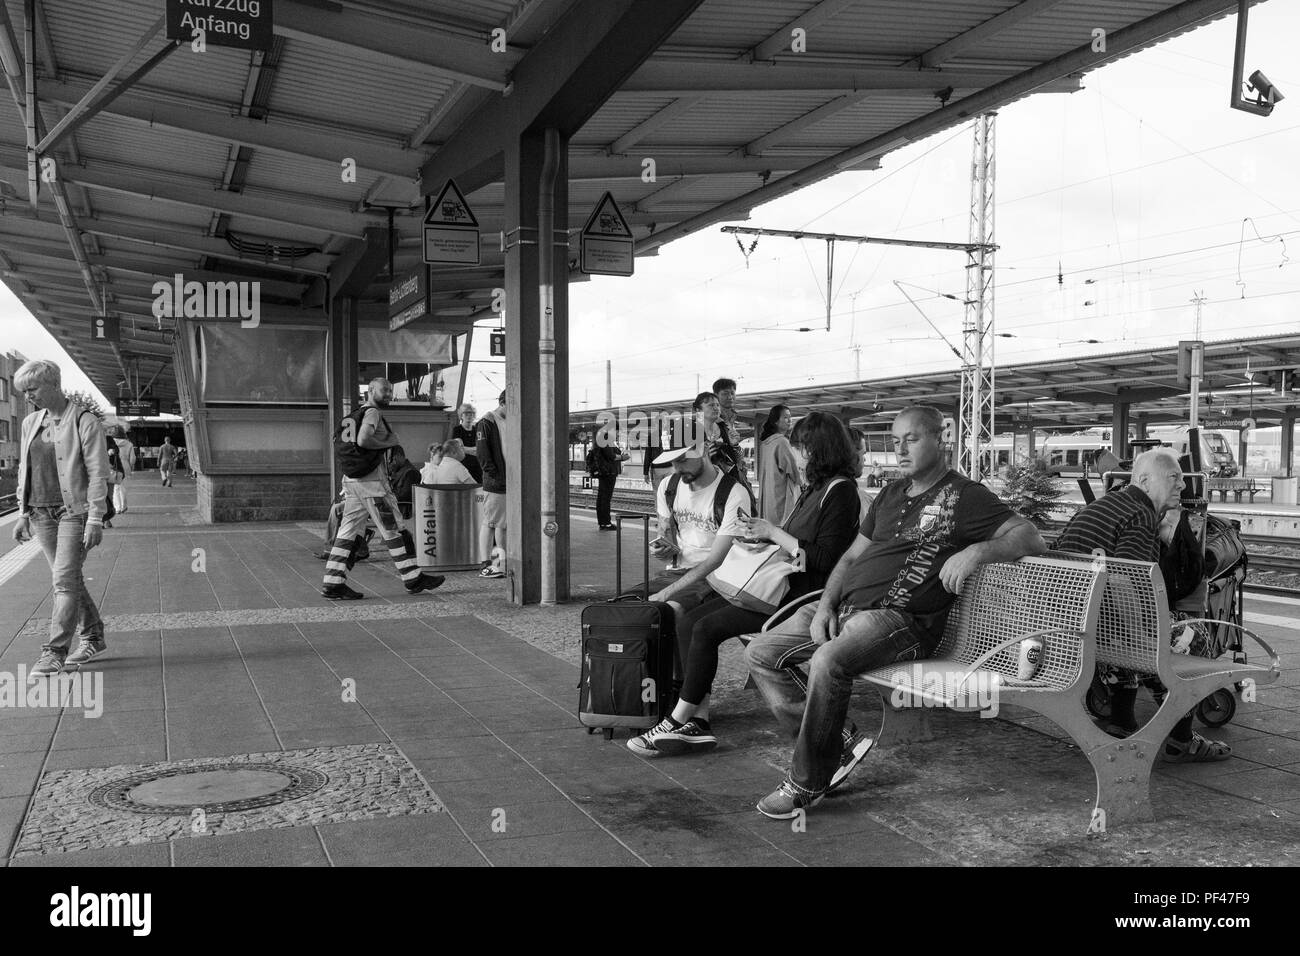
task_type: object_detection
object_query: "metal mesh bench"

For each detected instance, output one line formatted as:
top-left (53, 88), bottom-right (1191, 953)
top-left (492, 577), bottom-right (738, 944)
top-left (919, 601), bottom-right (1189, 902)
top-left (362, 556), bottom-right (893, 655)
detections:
top-left (1045, 550), bottom-right (1281, 826)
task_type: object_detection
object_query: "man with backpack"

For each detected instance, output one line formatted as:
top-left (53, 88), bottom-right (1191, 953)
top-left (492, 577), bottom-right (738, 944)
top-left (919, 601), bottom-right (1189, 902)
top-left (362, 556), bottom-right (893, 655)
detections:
top-left (589, 438), bottom-right (630, 531)
top-left (321, 378), bottom-right (444, 600)
top-left (646, 442), bottom-right (750, 614)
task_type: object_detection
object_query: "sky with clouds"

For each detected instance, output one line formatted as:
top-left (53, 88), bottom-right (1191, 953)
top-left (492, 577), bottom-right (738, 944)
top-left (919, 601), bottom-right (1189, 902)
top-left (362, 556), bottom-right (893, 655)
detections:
top-left (2, 3), bottom-right (1296, 423)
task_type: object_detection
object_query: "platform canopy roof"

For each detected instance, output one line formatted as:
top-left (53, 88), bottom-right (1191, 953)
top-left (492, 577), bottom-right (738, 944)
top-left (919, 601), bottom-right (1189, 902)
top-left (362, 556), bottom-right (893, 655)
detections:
top-left (568, 332), bottom-right (1300, 434)
top-left (0, 0), bottom-right (1264, 409)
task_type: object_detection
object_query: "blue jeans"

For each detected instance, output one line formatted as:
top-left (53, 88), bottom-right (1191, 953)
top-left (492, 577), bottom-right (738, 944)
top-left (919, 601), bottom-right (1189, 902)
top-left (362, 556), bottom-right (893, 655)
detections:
top-left (745, 603), bottom-right (936, 794)
top-left (28, 506), bottom-right (104, 657)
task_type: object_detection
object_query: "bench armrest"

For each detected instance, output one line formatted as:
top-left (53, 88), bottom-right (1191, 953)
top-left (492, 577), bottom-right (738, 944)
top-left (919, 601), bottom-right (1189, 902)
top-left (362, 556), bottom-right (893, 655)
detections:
top-left (951, 626), bottom-right (1082, 696)
top-left (1168, 619), bottom-right (1281, 676)
top-left (761, 589), bottom-right (824, 633)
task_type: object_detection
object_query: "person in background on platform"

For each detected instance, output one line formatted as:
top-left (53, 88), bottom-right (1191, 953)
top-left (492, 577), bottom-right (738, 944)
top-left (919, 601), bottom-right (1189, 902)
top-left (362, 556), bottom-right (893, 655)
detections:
top-left (12, 359), bottom-right (111, 675)
top-left (158, 436), bottom-right (177, 486)
top-left (103, 427), bottom-right (123, 528)
top-left (321, 378), bottom-right (444, 600)
top-left (744, 405), bottom-right (1046, 819)
top-left (1053, 447), bottom-right (1231, 763)
top-left (421, 442), bottom-right (444, 484)
top-left (430, 439), bottom-right (477, 485)
top-left (110, 425), bottom-right (135, 514)
top-left (452, 403), bottom-right (483, 483)
top-left (476, 391), bottom-right (508, 578)
top-left (593, 436), bottom-right (630, 531)
top-left (713, 377), bottom-right (744, 448)
top-left (757, 404), bottom-right (801, 524)
top-left (629, 413), bottom-right (862, 758)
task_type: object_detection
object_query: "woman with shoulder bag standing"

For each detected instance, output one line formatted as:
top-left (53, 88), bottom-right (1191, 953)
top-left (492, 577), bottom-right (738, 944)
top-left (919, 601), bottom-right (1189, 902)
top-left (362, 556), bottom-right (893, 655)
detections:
top-left (628, 412), bottom-right (861, 757)
top-left (11, 360), bottom-right (111, 675)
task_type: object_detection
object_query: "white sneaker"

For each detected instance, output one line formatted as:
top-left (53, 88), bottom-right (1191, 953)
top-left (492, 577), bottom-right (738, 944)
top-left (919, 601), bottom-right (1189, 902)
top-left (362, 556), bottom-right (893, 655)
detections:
top-left (627, 717), bottom-right (679, 757)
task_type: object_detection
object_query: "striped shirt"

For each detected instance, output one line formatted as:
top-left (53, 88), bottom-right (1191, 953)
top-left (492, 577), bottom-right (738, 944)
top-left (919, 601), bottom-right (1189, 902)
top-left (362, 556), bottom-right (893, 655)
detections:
top-left (1054, 485), bottom-right (1159, 561)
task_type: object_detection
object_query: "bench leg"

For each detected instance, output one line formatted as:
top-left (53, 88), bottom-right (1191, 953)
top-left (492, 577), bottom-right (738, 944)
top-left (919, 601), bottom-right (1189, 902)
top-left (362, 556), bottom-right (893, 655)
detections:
top-left (876, 690), bottom-right (939, 746)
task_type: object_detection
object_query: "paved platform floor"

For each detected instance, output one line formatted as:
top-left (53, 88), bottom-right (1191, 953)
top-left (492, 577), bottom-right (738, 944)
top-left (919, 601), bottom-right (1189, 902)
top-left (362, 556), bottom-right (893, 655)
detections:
top-left (2, 477), bottom-right (1300, 866)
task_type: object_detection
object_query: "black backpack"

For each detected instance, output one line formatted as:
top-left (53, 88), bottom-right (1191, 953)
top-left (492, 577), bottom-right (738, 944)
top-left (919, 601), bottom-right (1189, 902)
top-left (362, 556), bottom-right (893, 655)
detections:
top-left (334, 407), bottom-right (390, 478)
top-left (664, 471), bottom-right (754, 528)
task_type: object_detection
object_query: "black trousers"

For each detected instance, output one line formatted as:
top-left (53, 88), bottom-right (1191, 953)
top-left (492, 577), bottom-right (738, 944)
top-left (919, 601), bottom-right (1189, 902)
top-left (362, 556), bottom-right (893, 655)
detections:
top-left (596, 474), bottom-right (616, 526)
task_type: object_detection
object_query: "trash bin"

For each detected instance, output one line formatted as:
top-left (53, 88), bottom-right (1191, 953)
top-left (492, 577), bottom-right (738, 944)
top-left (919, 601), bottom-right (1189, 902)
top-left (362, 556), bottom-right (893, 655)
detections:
top-left (411, 483), bottom-right (483, 571)
top-left (1272, 476), bottom-right (1299, 506)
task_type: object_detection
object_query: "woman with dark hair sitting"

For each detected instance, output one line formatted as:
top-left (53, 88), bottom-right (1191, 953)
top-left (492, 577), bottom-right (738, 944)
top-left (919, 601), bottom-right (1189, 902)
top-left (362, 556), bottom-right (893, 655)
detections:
top-left (629, 411), bottom-right (862, 757)
top-left (757, 404), bottom-right (801, 524)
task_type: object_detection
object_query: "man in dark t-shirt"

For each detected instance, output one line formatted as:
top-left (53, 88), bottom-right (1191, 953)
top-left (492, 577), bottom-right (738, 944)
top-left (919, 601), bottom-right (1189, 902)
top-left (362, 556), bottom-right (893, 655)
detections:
top-left (746, 406), bottom-right (1046, 819)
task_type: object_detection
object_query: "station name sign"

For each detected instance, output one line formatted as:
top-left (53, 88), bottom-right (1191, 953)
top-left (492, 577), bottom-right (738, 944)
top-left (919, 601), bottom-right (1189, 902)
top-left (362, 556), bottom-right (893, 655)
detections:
top-left (165, 0), bottom-right (275, 51)
top-left (117, 399), bottom-right (159, 417)
top-left (389, 267), bottom-right (430, 332)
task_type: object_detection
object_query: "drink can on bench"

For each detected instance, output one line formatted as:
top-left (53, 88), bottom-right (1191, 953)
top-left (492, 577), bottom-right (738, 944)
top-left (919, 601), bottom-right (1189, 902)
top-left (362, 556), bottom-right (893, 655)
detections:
top-left (1017, 637), bottom-right (1044, 681)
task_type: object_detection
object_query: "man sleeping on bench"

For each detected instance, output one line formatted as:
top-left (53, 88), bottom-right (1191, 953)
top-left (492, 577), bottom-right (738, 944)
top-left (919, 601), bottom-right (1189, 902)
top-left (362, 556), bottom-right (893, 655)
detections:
top-left (743, 405), bottom-right (1046, 820)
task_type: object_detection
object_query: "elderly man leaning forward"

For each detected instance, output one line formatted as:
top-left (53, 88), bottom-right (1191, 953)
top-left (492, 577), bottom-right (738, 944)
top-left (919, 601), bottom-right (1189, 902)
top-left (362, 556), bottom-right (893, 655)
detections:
top-left (1054, 447), bottom-right (1231, 763)
top-left (12, 360), bottom-right (111, 675)
top-left (744, 405), bottom-right (1047, 819)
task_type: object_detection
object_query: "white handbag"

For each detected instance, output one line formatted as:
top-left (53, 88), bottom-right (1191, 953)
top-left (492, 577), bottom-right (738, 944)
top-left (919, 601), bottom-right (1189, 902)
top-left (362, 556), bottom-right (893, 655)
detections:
top-left (706, 478), bottom-right (847, 613)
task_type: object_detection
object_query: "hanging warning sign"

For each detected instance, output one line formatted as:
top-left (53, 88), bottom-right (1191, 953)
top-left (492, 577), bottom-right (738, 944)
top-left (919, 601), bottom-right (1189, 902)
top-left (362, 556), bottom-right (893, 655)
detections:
top-left (580, 192), bottom-right (634, 276)
top-left (424, 180), bottom-right (480, 265)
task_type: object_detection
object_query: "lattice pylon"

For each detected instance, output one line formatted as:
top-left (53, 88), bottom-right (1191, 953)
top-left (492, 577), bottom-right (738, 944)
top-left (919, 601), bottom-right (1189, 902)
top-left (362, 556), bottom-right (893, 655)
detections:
top-left (959, 113), bottom-right (996, 480)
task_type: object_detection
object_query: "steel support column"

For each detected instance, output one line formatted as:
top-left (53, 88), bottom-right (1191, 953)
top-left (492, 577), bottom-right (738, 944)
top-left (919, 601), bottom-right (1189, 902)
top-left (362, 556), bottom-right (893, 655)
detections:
top-left (1112, 401), bottom-right (1130, 462)
top-left (1282, 410), bottom-right (1296, 478)
top-left (503, 129), bottom-right (569, 605)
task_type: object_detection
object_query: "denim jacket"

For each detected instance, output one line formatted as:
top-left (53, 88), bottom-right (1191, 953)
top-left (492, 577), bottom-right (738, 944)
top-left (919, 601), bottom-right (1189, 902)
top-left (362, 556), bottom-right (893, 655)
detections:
top-left (17, 405), bottom-right (110, 524)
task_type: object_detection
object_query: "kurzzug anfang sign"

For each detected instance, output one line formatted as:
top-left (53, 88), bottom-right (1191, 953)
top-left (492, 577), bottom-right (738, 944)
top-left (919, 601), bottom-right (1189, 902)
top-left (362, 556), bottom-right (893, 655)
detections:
top-left (165, 0), bottom-right (274, 51)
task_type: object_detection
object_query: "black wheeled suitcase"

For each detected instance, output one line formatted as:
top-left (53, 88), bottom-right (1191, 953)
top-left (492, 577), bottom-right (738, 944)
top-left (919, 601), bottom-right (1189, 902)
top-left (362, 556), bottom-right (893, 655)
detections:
top-left (578, 513), bottom-right (676, 740)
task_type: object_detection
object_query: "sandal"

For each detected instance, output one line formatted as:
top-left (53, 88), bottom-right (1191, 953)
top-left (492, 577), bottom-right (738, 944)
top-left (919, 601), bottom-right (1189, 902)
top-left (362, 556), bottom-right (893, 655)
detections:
top-left (1162, 732), bottom-right (1231, 763)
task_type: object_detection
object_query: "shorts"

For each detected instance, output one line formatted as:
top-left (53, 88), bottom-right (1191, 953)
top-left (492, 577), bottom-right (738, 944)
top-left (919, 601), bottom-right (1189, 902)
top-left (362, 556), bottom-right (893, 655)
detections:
top-left (647, 572), bottom-right (716, 613)
top-left (479, 490), bottom-right (506, 526)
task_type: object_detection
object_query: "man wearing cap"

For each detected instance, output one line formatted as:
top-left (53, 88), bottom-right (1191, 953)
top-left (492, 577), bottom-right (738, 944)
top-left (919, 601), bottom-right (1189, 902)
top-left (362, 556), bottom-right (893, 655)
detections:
top-left (644, 440), bottom-right (749, 610)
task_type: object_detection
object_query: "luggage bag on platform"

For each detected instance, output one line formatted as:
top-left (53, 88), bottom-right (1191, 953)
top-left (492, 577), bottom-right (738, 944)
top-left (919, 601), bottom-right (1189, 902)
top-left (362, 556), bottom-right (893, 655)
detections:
top-left (577, 512), bottom-right (675, 740)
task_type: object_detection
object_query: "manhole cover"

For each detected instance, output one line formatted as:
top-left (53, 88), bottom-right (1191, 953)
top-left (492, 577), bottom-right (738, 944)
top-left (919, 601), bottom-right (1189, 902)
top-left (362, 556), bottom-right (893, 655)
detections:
top-left (88, 762), bottom-right (328, 815)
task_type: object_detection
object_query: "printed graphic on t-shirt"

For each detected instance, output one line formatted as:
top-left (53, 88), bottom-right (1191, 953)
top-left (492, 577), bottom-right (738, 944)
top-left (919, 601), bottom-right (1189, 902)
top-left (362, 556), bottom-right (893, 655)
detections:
top-left (882, 484), bottom-right (961, 608)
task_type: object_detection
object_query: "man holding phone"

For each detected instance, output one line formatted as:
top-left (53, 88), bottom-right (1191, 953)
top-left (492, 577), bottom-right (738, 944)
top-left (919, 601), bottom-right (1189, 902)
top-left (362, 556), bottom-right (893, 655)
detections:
top-left (644, 442), bottom-right (749, 612)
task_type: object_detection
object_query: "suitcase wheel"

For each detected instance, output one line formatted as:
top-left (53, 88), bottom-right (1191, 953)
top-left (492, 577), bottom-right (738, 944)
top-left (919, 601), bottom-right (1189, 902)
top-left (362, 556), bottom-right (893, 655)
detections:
top-left (602, 728), bottom-right (614, 741)
top-left (1196, 689), bottom-right (1236, 729)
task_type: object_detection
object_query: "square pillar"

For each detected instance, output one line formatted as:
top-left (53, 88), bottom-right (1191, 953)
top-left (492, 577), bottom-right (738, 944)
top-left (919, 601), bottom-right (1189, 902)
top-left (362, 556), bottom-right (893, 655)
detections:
top-left (503, 128), bottom-right (570, 605)
top-left (1112, 402), bottom-right (1130, 461)
top-left (328, 295), bottom-right (359, 495)
top-left (1283, 411), bottom-right (1296, 478)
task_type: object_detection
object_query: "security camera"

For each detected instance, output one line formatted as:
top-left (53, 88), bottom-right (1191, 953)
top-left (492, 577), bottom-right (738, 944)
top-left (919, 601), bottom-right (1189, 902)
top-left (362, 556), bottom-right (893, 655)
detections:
top-left (1248, 70), bottom-right (1284, 105)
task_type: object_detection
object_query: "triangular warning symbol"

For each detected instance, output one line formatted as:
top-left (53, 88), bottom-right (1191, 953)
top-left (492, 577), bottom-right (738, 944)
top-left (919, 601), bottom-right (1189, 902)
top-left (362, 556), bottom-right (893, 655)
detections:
top-left (581, 192), bottom-right (632, 238)
top-left (425, 180), bottom-right (479, 227)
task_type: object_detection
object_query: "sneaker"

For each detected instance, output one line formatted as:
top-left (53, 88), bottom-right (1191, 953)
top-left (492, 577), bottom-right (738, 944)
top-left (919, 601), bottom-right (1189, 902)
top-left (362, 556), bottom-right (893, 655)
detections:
top-left (479, 566), bottom-right (505, 579)
top-left (627, 717), bottom-right (680, 757)
top-left (826, 733), bottom-right (875, 794)
top-left (30, 650), bottom-right (66, 677)
top-left (757, 780), bottom-right (825, 819)
top-left (405, 573), bottom-right (446, 595)
top-left (322, 583), bottom-right (364, 600)
top-left (65, 638), bottom-right (107, 667)
top-left (651, 718), bottom-right (717, 755)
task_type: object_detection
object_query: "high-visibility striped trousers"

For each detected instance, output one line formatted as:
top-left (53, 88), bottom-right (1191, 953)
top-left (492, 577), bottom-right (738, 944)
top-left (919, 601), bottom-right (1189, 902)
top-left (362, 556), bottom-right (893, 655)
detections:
top-left (322, 489), bottom-right (421, 588)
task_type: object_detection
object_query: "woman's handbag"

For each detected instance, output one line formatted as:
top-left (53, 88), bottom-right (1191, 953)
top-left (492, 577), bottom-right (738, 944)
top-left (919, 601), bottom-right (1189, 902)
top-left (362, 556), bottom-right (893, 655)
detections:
top-left (707, 540), bottom-right (805, 614)
top-left (705, 476), bottom-right (848, 613)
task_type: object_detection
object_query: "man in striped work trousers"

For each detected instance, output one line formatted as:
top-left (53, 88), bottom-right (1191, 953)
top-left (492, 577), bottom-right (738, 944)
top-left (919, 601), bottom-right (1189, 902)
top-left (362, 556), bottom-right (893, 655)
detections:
top-left (321, 378), bottom-right (444, 600)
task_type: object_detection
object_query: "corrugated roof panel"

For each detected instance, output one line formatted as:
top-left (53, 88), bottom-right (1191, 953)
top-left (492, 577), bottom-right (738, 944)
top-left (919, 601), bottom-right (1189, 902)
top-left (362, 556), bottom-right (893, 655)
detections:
top-left (70, 114), bottom-right (230, 184)
top-left (36, 0), bottom-right (251, 104)
top-left (269, 34), bottom-right (458, 139)
top-left (572, 95), bottom-right (682, 147)
top-left (238, 150), bottom-right (391, 208)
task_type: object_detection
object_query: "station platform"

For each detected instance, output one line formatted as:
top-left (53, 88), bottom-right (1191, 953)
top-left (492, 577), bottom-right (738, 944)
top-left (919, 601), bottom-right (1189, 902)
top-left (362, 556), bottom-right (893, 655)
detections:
top-left (3, 476), bottom-right (1300, 867)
